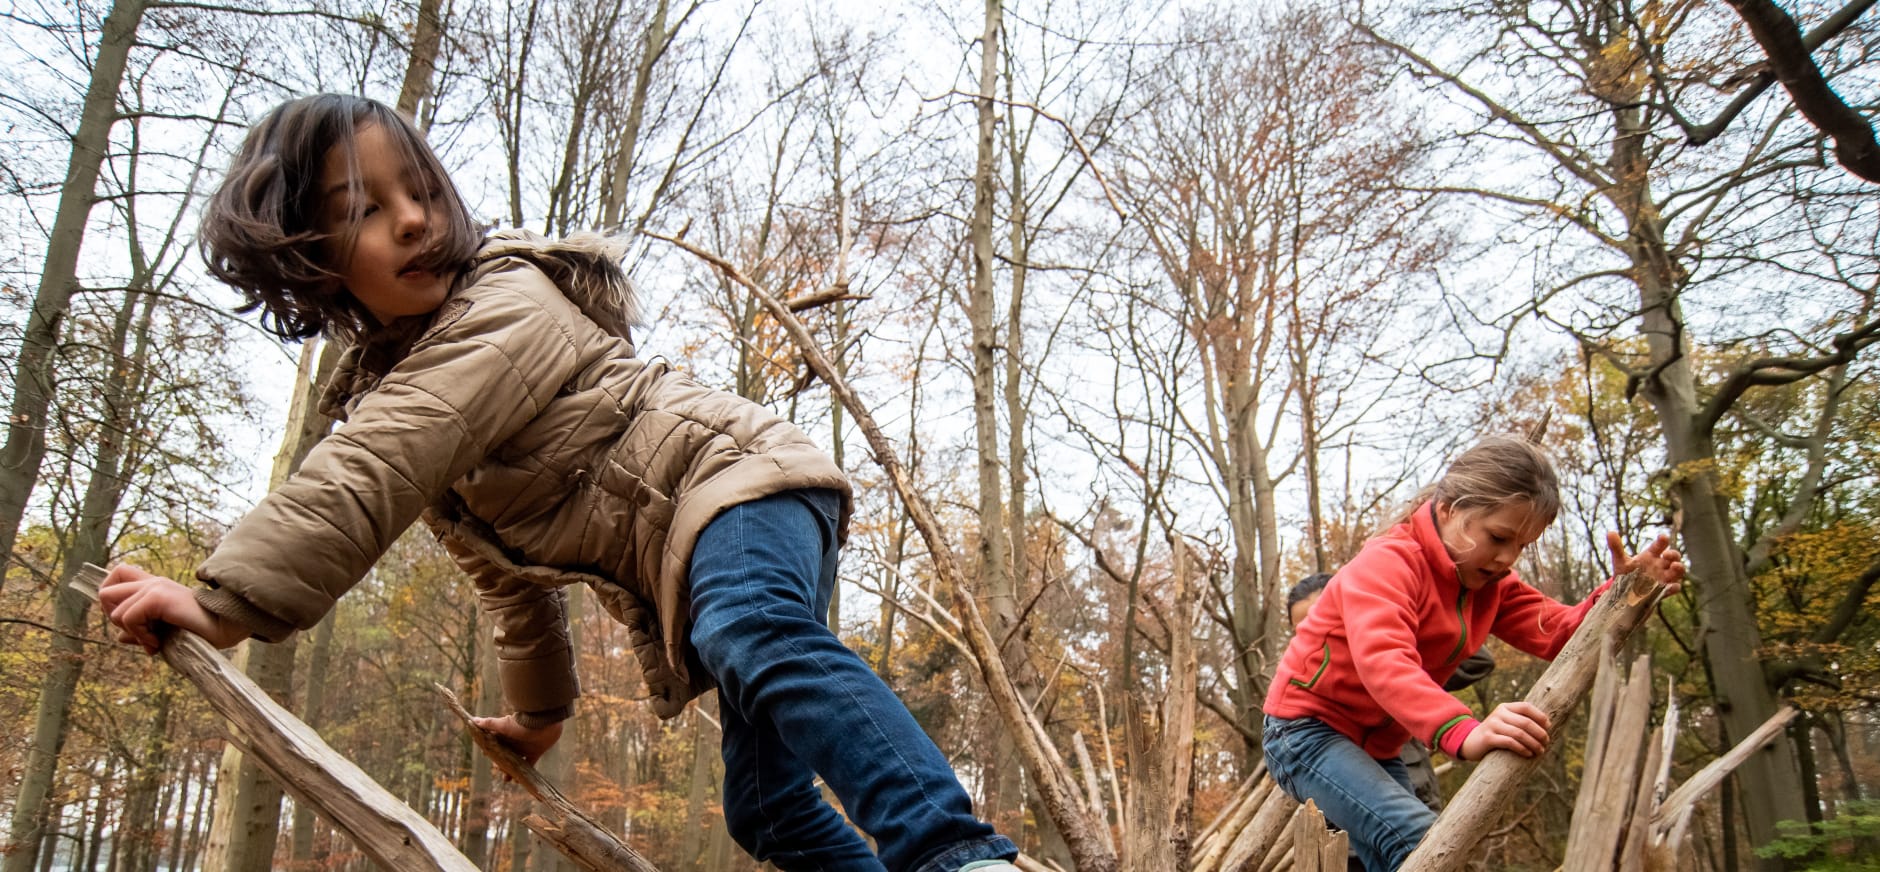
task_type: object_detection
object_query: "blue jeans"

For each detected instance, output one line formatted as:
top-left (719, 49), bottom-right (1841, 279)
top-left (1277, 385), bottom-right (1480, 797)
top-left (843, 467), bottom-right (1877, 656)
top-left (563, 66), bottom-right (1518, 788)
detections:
top-left (689, 489), bottom-right (1018, 872)
top-left (1263, 715), bottom-right (1437, 872)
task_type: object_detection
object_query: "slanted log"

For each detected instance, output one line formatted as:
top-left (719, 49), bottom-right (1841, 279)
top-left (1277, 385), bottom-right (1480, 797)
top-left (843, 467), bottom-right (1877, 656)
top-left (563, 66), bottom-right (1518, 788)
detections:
top-left (1650, 704), bottom-right (1801, 849)
top-left (1228, 781), bottom-right (1300, 872)
top-left (70, 565), bottom-right (479, 872)
top-left (434, 685), bottom-right (661, 872)
top-left (1398, 567), bottom-right (1668, 872)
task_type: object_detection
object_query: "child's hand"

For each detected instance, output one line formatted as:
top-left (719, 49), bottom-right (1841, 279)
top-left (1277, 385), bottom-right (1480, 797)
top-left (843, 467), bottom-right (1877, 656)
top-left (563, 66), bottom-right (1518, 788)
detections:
top-left (472, 714), bottom-right (563, 765)
top-left (1606, 532), bottom-right (1686, 596)
top-left (1460, 701), bottom-right (1551, 761)
top-left (98, 564), bottom-right (249, 653)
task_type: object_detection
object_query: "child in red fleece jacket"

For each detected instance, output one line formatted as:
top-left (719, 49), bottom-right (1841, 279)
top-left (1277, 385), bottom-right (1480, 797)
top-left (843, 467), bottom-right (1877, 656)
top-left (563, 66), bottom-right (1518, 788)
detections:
top-left (1261, 436), bottom-right (1685, 871)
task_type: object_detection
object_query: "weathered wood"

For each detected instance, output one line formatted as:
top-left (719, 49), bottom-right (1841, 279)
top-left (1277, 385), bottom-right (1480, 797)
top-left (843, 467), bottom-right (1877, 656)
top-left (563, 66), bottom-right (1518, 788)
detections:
top-left (1226, 781), bottom-right (1300, 872)
top-left (1651, 704), bottom-right (1801, 842)
top-left (433, 685), bottom-right (661, 872)
top-left (70, 565), bottom-right (479, 872)
top-left (1563, 654), bottom-right (1654, 872)
top-left (1399, 568), bottom-right (1668, 872)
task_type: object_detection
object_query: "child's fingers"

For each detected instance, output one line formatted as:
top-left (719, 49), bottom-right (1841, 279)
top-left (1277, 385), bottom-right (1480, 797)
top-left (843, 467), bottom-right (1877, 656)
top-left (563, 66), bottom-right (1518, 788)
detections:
top-left (1605, 531), bottom-right (1629, 574)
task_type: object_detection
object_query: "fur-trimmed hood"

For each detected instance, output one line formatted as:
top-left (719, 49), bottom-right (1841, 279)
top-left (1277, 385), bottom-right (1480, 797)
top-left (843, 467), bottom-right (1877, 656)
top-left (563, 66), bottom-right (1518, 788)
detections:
top-left (474, 228), bottom-right (641, 341)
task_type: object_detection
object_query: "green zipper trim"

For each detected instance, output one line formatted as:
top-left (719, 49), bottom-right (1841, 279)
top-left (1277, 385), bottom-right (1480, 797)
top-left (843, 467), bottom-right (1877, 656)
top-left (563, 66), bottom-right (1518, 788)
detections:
top-left (1433, 713), bottom-right (1472, 749)
top-left (1445, 584), bottom-right (1469, 665)
top-left (1288, 642), bottom-right (1332, 689)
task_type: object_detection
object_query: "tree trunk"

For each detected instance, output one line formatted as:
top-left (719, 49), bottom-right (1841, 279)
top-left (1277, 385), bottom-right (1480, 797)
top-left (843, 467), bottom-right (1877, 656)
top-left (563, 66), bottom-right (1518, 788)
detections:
top-left (116, 686), bottom-right (174, 872)
top-left (395, 0), bottom-right (446, 121)
top-left (4, 282), bottom-right (154, 872)
top-left (599, 0), bottom-right (670, 231)
top-left (461, 618), bottom-right (500, 867)
top-left (207, 336), bottom-right (338, 872)
top-left (0, 0), bottom-right (145, 591)
top-left (288, 610), bottom-right (337, 868)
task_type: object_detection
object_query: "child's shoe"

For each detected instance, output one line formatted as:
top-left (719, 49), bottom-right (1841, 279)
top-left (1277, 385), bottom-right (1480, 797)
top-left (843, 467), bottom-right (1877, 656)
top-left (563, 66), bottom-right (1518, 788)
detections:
top-left (957, 862), bottom-right (1021, 872)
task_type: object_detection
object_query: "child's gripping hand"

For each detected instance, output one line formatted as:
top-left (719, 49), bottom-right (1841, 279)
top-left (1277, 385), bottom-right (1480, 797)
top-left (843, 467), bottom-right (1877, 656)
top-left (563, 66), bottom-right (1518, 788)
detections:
top-left (1606, 531), bottom-right (1687, 596)
top-left (1460, 701), bottom-right (1552, 761)
top-left (472, 714), bottom-right (563, 765)
top-left (98, 564), bottom-right (249, 653)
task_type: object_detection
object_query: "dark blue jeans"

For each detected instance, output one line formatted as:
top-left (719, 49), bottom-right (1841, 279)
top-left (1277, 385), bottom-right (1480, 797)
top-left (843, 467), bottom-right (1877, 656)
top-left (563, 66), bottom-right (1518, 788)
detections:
top-left (1264, 715), bottom-right (1438, 872)
top-left (689, 489), bottom-right (1017, 872)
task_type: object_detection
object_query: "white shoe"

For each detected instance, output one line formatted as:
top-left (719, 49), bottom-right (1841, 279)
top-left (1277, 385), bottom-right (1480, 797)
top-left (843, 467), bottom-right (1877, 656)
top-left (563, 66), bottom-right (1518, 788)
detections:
top-left (957, 862), bottom-right (1021, 872)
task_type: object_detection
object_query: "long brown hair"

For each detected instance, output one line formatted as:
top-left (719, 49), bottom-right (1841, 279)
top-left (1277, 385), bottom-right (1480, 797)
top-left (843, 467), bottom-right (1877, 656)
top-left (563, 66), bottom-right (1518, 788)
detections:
top-left (199, 94), bottom-right (482, 341)
top-left (1398, 435), bottom-right (1561, 528)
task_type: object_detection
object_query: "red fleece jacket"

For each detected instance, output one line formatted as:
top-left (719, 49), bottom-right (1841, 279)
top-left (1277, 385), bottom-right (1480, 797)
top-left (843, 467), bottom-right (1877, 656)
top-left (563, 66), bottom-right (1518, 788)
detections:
top-left (1263, 502), bottom-right (1609, 760)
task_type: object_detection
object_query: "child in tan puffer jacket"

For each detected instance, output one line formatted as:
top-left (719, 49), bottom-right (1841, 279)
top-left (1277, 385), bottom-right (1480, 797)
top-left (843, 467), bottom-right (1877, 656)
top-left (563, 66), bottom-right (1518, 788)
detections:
top-left (100, 93), bottom-right (1019, 872)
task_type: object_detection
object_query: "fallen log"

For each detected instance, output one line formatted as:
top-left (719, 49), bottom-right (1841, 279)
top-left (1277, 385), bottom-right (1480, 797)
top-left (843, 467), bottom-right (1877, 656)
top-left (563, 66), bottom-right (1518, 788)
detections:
top-left (70, 564), bottom-right (479, 872)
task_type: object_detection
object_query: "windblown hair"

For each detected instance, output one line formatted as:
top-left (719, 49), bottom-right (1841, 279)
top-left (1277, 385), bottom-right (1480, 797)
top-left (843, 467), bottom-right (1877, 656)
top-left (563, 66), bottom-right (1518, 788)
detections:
top-left (199, 93), bottom-right (482, 341)
top-left (1401, 435), bottom-right (1562, 529)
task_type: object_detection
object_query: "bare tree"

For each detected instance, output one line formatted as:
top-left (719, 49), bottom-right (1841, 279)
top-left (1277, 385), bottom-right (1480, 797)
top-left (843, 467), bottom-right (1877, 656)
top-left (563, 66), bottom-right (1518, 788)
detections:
top-left (1362, 0), bottom-right (1878, 861)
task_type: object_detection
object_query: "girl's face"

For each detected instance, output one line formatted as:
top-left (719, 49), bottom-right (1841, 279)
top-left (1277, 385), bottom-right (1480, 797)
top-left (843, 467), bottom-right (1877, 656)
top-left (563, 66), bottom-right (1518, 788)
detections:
top-left (1436, 500), bottom-right (1548, 590)
top-left (316, 123), bottom-right (451, 325)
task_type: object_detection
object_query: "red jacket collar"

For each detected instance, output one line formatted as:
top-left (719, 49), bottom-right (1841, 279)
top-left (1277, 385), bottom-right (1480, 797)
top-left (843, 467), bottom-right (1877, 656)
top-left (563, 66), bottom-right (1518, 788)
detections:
top-left (1411, 500), bottom-right (1461, 592)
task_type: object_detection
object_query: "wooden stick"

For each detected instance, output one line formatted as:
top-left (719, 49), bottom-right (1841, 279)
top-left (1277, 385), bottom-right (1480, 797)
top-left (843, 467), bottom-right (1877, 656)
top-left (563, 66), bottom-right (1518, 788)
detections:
top-left (71, 564), bottom-right (479, 872)
top-left (1399, 568), bottom-right (1668, 871)
top-left (1650, 704), bottom-right (1800, 839)
top-left (433, 685), bottom-right (661, 872)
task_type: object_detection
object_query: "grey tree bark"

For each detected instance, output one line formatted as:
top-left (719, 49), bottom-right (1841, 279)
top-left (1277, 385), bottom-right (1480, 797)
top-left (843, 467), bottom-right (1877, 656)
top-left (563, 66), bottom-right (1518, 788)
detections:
top-left (0, 0), bottom-right (145, 592)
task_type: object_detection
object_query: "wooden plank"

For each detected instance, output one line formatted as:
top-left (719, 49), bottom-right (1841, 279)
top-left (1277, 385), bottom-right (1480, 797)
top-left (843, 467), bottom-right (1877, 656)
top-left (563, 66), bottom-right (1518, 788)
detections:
top-left (1398, 567), bottom-right (1670, 872)
top-left (433, 685), bottom-right (662, 872)
top-left (71, 564), bottom-right (479, 872)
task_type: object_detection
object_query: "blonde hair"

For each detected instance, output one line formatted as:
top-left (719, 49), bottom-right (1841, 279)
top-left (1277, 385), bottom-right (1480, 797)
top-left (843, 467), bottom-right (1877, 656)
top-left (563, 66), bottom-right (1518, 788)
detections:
top-left (1401, 435), bottom-right (1561, 527)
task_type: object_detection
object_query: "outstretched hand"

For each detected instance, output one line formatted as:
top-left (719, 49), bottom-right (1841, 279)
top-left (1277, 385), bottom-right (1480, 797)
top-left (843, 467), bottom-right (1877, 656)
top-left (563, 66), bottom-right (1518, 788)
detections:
top-left (98, 563), bottom-right (249, 653)
top-left (1606, 531), bottom-right (1686, 596)
top-left (472, 714), bottom-right (563, 766)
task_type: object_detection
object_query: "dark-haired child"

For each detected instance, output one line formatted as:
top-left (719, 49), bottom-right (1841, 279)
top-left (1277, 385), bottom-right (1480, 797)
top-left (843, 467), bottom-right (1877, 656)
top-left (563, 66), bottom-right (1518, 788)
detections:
top-left (99, 93), bottom-right (1019, 872)
top-left (1264, 436), bottom-right (1685, 871)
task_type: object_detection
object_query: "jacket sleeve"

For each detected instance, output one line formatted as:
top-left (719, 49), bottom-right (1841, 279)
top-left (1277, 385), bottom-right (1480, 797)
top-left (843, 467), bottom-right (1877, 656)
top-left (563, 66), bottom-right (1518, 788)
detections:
top-left (195, 266), bottom-right (584, 638)
top-left (1489, 574), bottom-right (1613, 661)
top-left (1339, 548), bottom-right (1476, 752)
top-left (438, 532), bottom-right (580, 722)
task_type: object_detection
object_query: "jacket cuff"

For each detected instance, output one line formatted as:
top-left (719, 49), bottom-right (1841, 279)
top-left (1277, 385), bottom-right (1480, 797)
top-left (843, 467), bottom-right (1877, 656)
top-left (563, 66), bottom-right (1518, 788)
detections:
top-left (514, 704), bottom-right (575, 730)
top-left (1436, 716), bottom-right (1479, 759)
top-left (195, 588), bottom-right (294, 644)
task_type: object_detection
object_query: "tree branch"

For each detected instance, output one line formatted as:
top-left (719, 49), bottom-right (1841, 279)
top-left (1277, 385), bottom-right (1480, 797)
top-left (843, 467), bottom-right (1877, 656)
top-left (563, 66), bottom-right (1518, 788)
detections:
top-left (1719, 0), bottom-right (1880, 181)
top-left (1698, 319), bottom-right (1880, 435)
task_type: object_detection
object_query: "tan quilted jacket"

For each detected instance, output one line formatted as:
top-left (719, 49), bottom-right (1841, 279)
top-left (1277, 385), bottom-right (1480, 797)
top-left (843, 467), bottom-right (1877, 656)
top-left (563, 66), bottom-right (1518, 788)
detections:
top-left (195, 233), bottom-right (851, 719)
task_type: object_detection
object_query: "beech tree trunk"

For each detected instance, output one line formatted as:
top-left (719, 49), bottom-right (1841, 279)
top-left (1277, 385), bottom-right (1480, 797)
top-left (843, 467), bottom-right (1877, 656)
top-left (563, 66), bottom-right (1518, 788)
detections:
top-left (0, 0), bottom-right (145, 591)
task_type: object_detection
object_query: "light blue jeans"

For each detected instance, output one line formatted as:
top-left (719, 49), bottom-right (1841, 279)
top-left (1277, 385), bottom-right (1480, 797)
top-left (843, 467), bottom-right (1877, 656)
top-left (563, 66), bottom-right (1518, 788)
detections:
top-left (1263, 715), bottom-right (1438, 871)
top-left (688, 489), bottom-right (1019, 872)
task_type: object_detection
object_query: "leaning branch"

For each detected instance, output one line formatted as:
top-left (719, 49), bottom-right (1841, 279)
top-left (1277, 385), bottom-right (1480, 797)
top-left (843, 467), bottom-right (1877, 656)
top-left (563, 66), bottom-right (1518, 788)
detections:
top-left (69, 565), bottom-right (480, 872)
top-left (646, 230), bottom-right (1118, 872)
top-left (1687, 0), bottom-right (1878, 145)
top-left (434, 686), bottom-right (661, 872)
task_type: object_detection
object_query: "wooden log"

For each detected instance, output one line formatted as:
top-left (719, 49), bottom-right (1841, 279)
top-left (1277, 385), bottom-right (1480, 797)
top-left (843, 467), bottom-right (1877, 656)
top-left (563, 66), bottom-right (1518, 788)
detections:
top-left (1398, 567), bottom-right (1668, 872)
top-left (1650, 704), bottom-right (1800, 843)
top-left (433, 685), bottom-right (661, 872)
top-left (1194, 772), bottom-right (1269, 871)
top-left (1563, 654), bottom-right (1654, 872)
top-left (1225, 780), bottom-right (1300, 872)
top-left (1289, 800), bottom-right (1338, 872)
top-left (69, 564), bottom-right (479, 872)
top-left (1618, 721), bottom-right (1666, 872)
